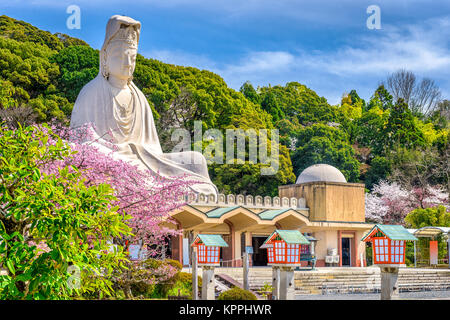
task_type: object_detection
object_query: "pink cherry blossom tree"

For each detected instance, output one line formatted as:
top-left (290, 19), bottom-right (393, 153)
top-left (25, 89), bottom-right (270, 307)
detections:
top-left (39, 123), bottom-right (201, 255)
top-left (34, 123), bottom-right (205, 298)
top-left (365, 180), bottom-right (449, 224)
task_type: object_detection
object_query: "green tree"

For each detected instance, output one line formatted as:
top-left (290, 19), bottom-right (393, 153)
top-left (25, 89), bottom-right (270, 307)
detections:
top-left (367, 85), bottom-right (393, 111)
top-left (258, 82), bottom-right (337, 125)
top-left (364, 156), bottom-right (392, 189)
top-left (291, 124), bottom-right (360, 181)
top-left (405, 206), bottom-right (450, 229)
top-left (384, 98), bottom-right (427, 150)
top-left (404, 206), bottom-right (450, 261)
top-left (0, 36), bottom-right (71, 121)
top-left (0, 124), bottom-right (131, 299)
top-left (239, 81), bottom-right (260, 105)
top-left (51, 45), bottom-right (99, 102)
top-left (260, 90), bottom-right (284, 123)
top-left (355, 91), bottom-right (390, 156)
top-left (210, 144), bottom-right (296, 196)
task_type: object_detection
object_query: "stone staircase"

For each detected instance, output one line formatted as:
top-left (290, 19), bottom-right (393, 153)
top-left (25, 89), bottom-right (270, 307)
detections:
top-left (215, 273), bottom-right (263, 299)
top-left (214, 267), bottom-right (450, 295)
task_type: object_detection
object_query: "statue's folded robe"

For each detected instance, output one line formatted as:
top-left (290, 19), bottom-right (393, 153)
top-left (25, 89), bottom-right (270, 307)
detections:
top-left (70, 74), bottom-right (218, 195)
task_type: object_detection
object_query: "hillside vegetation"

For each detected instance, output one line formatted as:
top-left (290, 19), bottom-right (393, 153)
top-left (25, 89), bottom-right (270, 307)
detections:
top-left (0, 15), bottom-right (448, 198)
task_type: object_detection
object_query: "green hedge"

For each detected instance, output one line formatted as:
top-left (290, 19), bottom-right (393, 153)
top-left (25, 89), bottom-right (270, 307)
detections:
top-left (217, 287), bottom-right (257, 300)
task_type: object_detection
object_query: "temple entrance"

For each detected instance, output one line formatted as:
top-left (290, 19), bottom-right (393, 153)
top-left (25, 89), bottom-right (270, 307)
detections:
top-left (252, 236), bottom-right (268, 266)
top-left (341, 237), bottom-right (351, 266)
top-left (221, 234), bottom-right (233, 265)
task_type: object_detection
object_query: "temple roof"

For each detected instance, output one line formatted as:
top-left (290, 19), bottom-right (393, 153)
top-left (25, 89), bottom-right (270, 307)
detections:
top-left (261, 229), bottom-right (310, 248)
top-left (413, 226), bottom-right (450, 238)
top-left (362, 224), bottom-right (418, 242)
top-left (258, 209), bottom-right (290, 220)
top-left (205, 206), bottom-right (239, 218)
top-left (192, 234), bottom-right (229, 247)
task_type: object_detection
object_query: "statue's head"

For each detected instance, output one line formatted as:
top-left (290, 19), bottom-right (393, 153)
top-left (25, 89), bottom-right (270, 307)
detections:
top-left (100, 15), bottom-right (141, 83)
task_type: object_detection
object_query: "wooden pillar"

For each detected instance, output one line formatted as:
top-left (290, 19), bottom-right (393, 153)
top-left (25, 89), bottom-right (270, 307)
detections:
top-left (447, 237), bottom-right (450, 269)
top-left (338, 230), bottom-right (342, 267)
top-left (188, 231), bottom-right (196, 266)
top-left (171, 219), bottom-right (183, 264)
top-left (351, 232), bottom-right (356, 267)
top-left (414, 241), bottom-right (417, 268)
top-left (192, 250), bottom-right (198, 300)
top-left (224, 220), bottom-right (235, 266)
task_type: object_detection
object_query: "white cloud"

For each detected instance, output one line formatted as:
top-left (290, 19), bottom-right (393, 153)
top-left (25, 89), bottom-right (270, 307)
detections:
top-left (145, 16), bottom-right (450, 104)
top-left (221, 51), bottom-right (294, 76)
top-left (9, 1), bottom-right (449, 27)
top-left (304, 19), bottom-right (450, 76)
top-left (5, 1), bottom-right (448, 103)
top-left (148, 49), bottom-right (216, 70)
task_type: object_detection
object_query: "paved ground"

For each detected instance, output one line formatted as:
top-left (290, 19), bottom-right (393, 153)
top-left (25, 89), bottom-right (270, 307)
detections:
top-left (295, 290), bottom-right (450, 300)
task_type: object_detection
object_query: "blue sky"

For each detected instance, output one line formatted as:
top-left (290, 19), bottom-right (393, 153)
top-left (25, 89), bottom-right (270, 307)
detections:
top-left (1, 0), bottom-right (450, 104)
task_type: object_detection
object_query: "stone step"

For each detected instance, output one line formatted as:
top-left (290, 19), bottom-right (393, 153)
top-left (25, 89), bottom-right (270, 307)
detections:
top-left (236, 275), bottom-right (450, 279)
top-left (236, 278), bottom-right (450, 284)
top-left (216, 268), bottom-right (450, 295)
top-left (230, 274), bottom-right (450, 279)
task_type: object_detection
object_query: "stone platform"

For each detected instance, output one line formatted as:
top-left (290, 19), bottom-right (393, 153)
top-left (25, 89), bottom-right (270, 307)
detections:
top-left (183, 267), bottom-right (450, 295)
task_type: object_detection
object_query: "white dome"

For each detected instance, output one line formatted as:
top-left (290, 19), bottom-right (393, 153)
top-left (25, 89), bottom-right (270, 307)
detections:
top-left (296, 164), bottom-right (347, 184)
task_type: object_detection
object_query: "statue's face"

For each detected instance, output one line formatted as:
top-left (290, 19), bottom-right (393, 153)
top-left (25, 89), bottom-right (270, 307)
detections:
top-left (106, 42), bottom-right (137, 80)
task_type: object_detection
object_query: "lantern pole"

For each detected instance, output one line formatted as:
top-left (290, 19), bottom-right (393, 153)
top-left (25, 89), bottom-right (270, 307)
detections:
top-left (272, 266), bottom-right (280, 300)
top-left (380, 266), bottom-right (400, 300)
top-left (279, 266), bottom-right (296, 300)
top-left (243, 252), bottom-right (249, 291)
top-left (201, 265), bottom-right (215, 300)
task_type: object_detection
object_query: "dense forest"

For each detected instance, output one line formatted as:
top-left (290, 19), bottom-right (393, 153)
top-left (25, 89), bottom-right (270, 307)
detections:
top-left (0, 15), bottom-right (448, 206)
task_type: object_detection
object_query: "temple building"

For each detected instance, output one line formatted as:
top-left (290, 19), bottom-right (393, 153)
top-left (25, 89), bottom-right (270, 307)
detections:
top-left (168, 164), bottom-right (373, 267)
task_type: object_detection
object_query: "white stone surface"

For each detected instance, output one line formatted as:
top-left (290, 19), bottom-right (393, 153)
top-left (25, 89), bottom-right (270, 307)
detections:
top-left (187, 192), bottom-right (307, 210)
top-left (296, 163), bottom-right (347, 184)
top-left (201, 266), bottom-right (216, 300)
top-left (70, 15), bottom-right (217, 195)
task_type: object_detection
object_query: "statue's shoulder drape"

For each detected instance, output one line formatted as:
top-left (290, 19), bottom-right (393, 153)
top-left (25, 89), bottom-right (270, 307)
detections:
top-left (70, 14), bottom-right (218, 195)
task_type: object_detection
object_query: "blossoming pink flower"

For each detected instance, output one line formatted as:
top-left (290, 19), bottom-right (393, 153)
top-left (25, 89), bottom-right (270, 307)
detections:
top-left (37, 123), bottom-right (203, 256)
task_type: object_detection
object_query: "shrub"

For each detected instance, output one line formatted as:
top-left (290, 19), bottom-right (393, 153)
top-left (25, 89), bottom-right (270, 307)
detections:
top-left (165, 259), bottom-right (183, 271)
top-left (164, 272), bottom-right (203, 299)
top-left (176, 272), bottom-right (202, 290)
top-left (141, 258), bottom-right (163, 270)
top-left (258, 282), bottom-right (273, 299)
top-left (113, 258), bottom-right (180, 299)
top-left (130, 280), bottom-right (155, 297)
top-left (167, 281), bottom-right (191, 297)
top-left (217, 287), bottom-right (257, 300)
top-left (0, 124), bottom-right (131, 299)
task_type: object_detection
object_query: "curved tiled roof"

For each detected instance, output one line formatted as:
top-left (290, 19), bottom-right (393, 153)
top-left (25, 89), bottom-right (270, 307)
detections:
top-left (258, 209), bottom-right (290, 220)
top-left (181, 204), bottom-right (310, 225)
top-left (362, 224), bottom-right (418, 241)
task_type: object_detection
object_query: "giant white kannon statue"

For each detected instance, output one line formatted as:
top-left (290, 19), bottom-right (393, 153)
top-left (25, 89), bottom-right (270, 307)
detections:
top-left (70, 15), bottom-right (218, 195)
